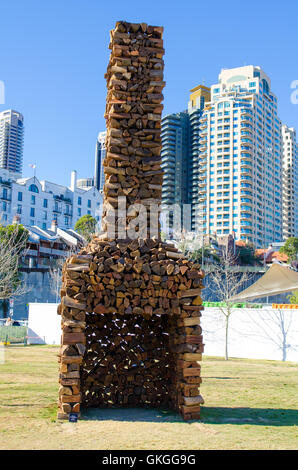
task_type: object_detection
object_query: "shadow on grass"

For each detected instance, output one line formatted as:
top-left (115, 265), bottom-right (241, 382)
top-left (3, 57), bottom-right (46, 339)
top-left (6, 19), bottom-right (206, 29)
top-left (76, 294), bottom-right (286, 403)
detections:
top-left (203, 376), bottom-right (241, 380)
top-left (81, 407), bottom-right (183, 423)
top-left (201, 406), bottom-right (298, 426)
top-left (81, 406), bottom-right (298, 426)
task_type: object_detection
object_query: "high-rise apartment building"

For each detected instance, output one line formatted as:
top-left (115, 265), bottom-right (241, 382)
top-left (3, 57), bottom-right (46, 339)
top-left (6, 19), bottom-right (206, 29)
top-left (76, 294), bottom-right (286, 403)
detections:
top-left (188, 85), bottom-right (211, 230)
top-left (161, 86), bottom-right (210, 232)
top-left (0, 110), bottom-right (24, 175)
top-left (94, 131), bottom-right (106, 191)
top-left (161, 112), bottom-right (190, 207)
top-left (282, 124), bottom-right (298, 238)
top-left (196, 66), bottom-right (283, 248)
top-left (161, 112), bottom-right (190, 233)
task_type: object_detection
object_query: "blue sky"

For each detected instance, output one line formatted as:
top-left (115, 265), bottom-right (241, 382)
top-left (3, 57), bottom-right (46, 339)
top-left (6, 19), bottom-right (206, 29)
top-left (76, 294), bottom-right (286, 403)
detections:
top-left (1, 0), bottom-right (298, 185)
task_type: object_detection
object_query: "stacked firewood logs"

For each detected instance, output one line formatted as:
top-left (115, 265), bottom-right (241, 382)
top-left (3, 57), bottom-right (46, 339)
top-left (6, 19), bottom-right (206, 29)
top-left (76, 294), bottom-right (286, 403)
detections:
top-left (102, 21), bottom-right (165, 238)
top-left (81, 312), bottom-right (176, 409)
top-left (57, 238), bottom-right (204, 419)
top-left (57, 21), bottom-right (205, 421)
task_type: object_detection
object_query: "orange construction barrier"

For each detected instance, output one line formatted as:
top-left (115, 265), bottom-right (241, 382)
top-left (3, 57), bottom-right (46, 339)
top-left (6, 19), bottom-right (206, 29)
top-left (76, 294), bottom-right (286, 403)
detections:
top-left (272, 303), bottom-right (298, 309)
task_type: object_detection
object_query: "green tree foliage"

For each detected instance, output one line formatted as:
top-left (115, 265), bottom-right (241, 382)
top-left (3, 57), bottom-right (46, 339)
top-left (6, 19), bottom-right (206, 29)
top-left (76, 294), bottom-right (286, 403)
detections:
top-left (74, 214), bottom-right (97, 242)
top-left (237, 243), bottom-right (259, 266)
top-left (0, 223), bottom-right (28, 247)
top-left (288, 291), bottom-right (298, 304)
top-left (190, 246), bottom-right (220, 264)
top-left (280, 237), bottom-right (298, 262)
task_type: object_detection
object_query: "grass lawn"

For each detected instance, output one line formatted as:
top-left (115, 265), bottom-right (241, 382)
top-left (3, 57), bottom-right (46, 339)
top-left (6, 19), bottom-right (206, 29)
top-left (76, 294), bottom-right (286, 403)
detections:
top-left (0, 345), bottom-right (297, 450)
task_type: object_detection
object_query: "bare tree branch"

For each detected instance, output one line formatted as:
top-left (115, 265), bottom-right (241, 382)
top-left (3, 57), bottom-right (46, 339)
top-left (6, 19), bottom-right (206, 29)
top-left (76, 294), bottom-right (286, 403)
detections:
top-left (207, 245), bottom-right (252, 360)
top-left (0, 224), bottom-right (29, 301)
top-left (49, 248), bottom-right (76, 303)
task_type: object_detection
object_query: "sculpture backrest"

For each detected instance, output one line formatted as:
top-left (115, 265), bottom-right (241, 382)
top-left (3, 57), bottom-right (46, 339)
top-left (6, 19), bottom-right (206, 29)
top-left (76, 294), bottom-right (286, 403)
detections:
top-left (101, 21), bottom-right (165, 240)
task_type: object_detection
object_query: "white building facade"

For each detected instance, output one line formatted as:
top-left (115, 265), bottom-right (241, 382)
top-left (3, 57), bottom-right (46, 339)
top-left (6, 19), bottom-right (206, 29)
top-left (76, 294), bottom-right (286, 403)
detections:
top-left (282, 124), bottom-right (298, 239)
top-left (0, 110), bottom-right (24, 174)
top-left (0, 169), bottom-right (103, 230)
top-left (197, 66), bottom-right (283, 248)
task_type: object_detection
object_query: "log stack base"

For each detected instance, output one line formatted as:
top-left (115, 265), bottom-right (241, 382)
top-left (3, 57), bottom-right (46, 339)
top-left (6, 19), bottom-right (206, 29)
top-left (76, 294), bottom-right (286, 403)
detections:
top-left (57, 238), bottom-right (204, 420)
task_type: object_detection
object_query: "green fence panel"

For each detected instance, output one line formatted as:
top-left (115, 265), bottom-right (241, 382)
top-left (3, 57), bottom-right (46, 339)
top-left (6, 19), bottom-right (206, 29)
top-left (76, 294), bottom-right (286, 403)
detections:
top-left (0, 326), bottom-right (27, 343)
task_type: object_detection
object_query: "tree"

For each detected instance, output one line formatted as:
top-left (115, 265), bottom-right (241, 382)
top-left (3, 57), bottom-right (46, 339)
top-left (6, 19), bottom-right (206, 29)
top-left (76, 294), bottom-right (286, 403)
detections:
top-left (176, 231), bottom-right (219, 264)
top-left (49, 259), bottom-right (64, 304)
top-left (207, 246), bottom-right (251, 360)
top-left (237, 242), bottom-right (259, 266)
top-left (280, 237), bottom-right (298, 262)
top-left (288, 291), bottom-right (298, 304)
top-left (74, 214), bottom-right (97, 242)
top-left (190, 246), bottom-right (220, 264)
top-left (49, 248), bottom-right (76, 303)
top-left (176, 230), bottom-right (202, 255)
top-left (0, 224), bottom-right (29, 317)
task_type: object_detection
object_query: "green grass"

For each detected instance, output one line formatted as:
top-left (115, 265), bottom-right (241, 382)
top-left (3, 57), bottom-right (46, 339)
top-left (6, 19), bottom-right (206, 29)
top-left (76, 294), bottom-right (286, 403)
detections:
top-left (0, 345), bottom-right (297, 449)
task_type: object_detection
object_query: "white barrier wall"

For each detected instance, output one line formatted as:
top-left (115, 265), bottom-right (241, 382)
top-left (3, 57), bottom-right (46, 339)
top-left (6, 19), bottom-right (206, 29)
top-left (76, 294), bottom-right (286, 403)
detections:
top-left (201, 307), bottom-right (298, 362)
top-left (27, 303), bottom-right (298, 362)
top-left (27, 303), bottom-right (60, 345)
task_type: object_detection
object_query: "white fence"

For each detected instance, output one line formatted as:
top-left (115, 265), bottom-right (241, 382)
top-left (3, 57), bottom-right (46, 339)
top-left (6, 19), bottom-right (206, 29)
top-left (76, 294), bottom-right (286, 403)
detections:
top-left (201, 306), bottom-right (298, 362)
top-left (28, 303), bottom-right (60, 345)
top-left (27, 303), bottom-right (298, 362)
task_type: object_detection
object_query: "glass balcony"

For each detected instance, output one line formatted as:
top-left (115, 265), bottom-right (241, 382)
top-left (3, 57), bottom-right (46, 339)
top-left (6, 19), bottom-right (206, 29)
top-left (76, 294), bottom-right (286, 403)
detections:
top-left (240, 160), bottom-right (252, 169)
top-left (241, 124), bottom-right (253, 131)
top-left (241, 153), bottom-right (253, 162)
top-left (241, 146), bottom-right (253, 154)
top-left (240, 170), bottom-right (252, 178)
top-left (241, 109), bottom-right (253, 117)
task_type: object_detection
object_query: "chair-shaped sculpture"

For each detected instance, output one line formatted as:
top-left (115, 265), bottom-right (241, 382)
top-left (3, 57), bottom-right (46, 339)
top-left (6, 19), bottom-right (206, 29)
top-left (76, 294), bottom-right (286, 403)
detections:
top-left (57, 21), bottom-right (204, 421)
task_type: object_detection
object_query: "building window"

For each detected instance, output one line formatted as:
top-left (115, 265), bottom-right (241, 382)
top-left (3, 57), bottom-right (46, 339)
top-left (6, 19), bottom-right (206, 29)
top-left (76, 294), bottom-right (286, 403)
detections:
top-left (78, 208), bottom-right (81, 217)
top-left (42, 223), bottom-right (47, 230)
top-left (30, 208), bottom-right (35, 217)
top-left (31, 195), bottom-right (36, 205)
top-left (18, 192), bottom-right (22, 201)
top-left (87, 210), bottom-right (91, 215)
top-left (78, 197), bottom-right (82, 205)
top-left (87, 199), bottom-right (91, 208)
top-left (43, 211), bottom-right (47, 220)
top-left (29, 184), bottom-right (39, 193)
top-left (43, 199), bottom-right (48, 208)
top-left (17, 205), bottom-right (22, 215)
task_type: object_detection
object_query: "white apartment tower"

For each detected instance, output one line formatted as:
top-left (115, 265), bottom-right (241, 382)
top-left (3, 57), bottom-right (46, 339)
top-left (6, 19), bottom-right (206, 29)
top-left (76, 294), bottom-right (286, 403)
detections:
top-left (0, 110), bottom-right (24, 175)
top-left (197, 66), bottom-right (283, 248)
top-left (94, 131), bottom-right (106, 191)
top-left (282, 125), bottom-right (298, 238)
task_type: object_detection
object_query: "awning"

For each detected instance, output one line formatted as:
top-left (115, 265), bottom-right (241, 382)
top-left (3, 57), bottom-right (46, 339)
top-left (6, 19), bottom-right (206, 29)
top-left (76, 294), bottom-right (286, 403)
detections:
top-left (231, 263), bottom-right (298, 301)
